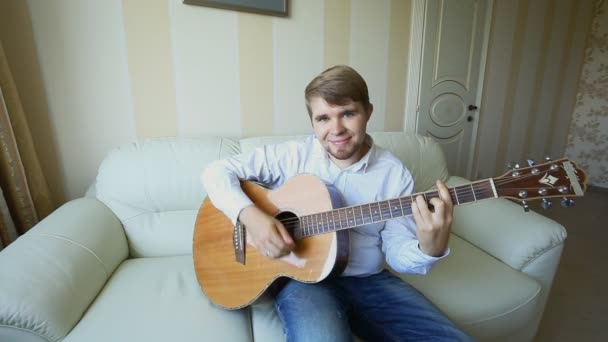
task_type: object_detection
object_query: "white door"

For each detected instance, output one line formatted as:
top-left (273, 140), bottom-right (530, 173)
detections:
top-left (416, 0), bottom-right (490, 177)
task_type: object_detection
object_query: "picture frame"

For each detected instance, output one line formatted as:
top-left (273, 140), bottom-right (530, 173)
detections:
top-left (183, 0), bottom-right (288, 17)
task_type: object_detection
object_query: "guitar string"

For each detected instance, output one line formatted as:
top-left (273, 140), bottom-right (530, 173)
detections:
top-left (273, 167), bottom-right (572, 231)
top-left (274, 175), bottom-right (542, 227)
top-left (277, 183), bottom-right (556, 230)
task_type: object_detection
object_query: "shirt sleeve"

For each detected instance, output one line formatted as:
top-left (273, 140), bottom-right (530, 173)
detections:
top-left (201, 144), bottom-right (286, 225)
top-left (380, 166), bottom-right (450, 275)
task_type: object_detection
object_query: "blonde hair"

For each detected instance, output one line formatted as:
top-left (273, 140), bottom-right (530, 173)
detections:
top-left (305, 65), bottom-right (370, 117)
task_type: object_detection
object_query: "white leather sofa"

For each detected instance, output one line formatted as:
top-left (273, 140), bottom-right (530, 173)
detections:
top-left (0, 132), bottom-right (567, 342)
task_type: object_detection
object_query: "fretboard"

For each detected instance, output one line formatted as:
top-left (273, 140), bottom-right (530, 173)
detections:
top-left (294, 179), bottom-right (496, 239)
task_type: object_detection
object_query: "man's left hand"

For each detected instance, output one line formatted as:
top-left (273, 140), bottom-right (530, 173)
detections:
top-left (411, 180), bottom-right (453, 257)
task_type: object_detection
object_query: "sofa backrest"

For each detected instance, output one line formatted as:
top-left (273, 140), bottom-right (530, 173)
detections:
top-left (240, 132), bottom-right (449, 193)
top-left (95, 136), bottom-right (240, 258)
top-left (95, 133), bottom-right (448, 257)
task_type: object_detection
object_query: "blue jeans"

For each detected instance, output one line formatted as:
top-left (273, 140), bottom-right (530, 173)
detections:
top-left (274, 270), bottom-right (472, 342)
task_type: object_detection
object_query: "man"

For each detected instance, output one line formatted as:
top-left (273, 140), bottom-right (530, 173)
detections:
top-left (202, 65), bottom-right (471, 341)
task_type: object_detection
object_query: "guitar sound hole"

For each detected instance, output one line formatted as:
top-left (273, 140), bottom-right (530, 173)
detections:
top-left (275, 211), bottom-right (299, 240)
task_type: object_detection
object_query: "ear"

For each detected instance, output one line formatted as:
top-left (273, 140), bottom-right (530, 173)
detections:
top-left (365, 103), bottom-right (374, 122)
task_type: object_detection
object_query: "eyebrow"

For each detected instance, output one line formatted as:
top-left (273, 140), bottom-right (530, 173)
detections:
top-left (313, 104), bottom-right (359, 119)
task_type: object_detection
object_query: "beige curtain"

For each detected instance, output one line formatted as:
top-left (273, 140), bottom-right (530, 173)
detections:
top-left (0, 41), bottom-right (53, 250)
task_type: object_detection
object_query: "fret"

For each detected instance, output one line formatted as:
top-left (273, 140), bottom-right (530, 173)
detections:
top-left (346, 208), bottom-right (355, 227)
top-left (380, 201), bottom-right (391, 220)
top-left (389, 199), bottom-right (400, 218)
top-left (368, 204), bottom-right (374, 224)
top-left (323, 212), bottom-right (329, 233)
top-left (403, 197), bottom-right (413, 216)
top-left (300, 216), bottom-right (306, 237)
top-left (451, 188), bottom-right (459, 205)
top-left (331, 210), bottom-right (337, 231)
top-left (359, 206), bottom-right (365, 225)
top-left (459, 185), bottom-right (473, 204)
top-left (339, 208), bottom-right (348, 228)
top-left (372, 202), bottom-right (382, 222)
top-left (352, 206), bottom-right (362, 226)
top-left (337, 208), bottom-right (343, 229)
top-left (426, 190), bottom-right (439, 200)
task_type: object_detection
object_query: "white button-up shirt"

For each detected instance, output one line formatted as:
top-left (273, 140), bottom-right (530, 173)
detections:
top-left (201, 135), bottom-right (445, 276)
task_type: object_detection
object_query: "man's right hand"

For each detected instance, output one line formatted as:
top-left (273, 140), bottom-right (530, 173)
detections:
top-left (238, 205), bottom-right (295, 259)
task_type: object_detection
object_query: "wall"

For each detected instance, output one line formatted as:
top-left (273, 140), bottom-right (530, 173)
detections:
top-left (0, 0), bottom-right (596, 206)
top-left (473, 0), bottom-right (595, 180)
top-left (0, 0), bottom-right (412, 204)
top-left (565, 0), bottom-right (608, 188)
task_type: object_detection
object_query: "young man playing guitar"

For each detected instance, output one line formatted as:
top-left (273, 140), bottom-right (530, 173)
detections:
top-left (202, 65), bottom-right (471, 341)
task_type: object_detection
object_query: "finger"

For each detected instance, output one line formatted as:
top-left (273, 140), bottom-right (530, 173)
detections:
top-left (411, 199), bottom-right (423, 225)
top-left (266, 233), bottom-right (287, 257)
top-left (429, 197), bottom-right (446, 216)
top-left (436, 180), bottom-right (453, 209)
top-left (275, 221), bottom-right (295, 246)
top-left (415, 195), bottom-right (431, 219)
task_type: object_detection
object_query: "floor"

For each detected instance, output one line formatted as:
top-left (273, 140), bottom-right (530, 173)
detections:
top-left (533, 187), bottom-right (608, 341)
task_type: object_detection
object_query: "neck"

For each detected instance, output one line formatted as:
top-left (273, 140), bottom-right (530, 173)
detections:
top-left (292, 178), bottom-right (497, 239)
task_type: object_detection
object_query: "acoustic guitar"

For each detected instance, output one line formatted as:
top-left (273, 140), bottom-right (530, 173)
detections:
top-left (193, 158), bottom-right (587, 309)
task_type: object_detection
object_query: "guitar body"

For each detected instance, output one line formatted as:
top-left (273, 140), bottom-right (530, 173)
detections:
top-left (193, 175), bottom-right (349, 309)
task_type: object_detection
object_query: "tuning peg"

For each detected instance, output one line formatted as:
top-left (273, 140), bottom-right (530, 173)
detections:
top-left (507, 161), bottom-right (521, 170)
top-left (527, 159), bottom-right (536, 166)
top-left (561, 198), bottom-right (575, 208)
top-left (521, 200), bottom-right (530, 212)
top-left (545, 156), bottom-right (552, 162)
top-left (541, 198), bottom-right (552, 210)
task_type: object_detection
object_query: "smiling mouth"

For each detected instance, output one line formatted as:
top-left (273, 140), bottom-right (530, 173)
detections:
top-left (330, 138), bottom-right (350, 146)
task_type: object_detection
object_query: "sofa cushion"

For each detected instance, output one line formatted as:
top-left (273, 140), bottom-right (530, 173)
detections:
top-left (96, 136), bottom-right (240, 257)
top-left (63, 256), bottom-right (252, 342)
top-left (250, 234), bottom-right (540, 341)
top-left (239, 132), bottom-right (449, 192)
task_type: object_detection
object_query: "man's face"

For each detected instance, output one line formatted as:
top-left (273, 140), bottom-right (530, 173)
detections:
top-left (309, 96), bottom-right (373, 168)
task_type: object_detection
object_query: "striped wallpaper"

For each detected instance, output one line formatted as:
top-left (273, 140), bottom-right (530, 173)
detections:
top-left (473, 0), bottom-right (595, 180)
top-left (121, 0), bottom-right (412, 139)
top-left (0, 0), bottom-right (596, 204)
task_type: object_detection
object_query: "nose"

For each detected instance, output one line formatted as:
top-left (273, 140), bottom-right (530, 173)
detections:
top-left (331, 118), bottom-right (346, 135)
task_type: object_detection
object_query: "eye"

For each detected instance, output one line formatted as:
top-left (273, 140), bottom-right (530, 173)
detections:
top-left (315, 116), bottom-right (329, 122)
top-left (343, 111), bottom-right (355, 118)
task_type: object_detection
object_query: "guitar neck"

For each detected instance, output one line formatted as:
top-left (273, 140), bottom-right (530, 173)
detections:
top-left (295, 179), bottom-right (496, 238)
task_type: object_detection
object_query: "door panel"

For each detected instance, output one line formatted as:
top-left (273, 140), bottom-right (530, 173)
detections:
top-left (418, 0), bottom-right (488, 177)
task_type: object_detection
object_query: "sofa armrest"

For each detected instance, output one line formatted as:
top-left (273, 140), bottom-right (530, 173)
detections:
top-left (0, 198), bottom-right (128, 342)
top-left (446, 176), bottom-right (567, 271)
top-left (446, 176), bottom-right (568, 337)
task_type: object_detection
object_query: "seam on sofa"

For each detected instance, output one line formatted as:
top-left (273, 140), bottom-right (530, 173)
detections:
top-left (519, 240), bottom-right (565, 271)
top-left (462, 281), bottom-right (542, 325)
top-left (27, 233), bottom-right (110, 278)
top-left (0, 324), bottom-right (54, 342)
top-left (120, 209), bottom-right (198, 223)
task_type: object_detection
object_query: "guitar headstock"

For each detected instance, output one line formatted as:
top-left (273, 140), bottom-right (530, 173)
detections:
top-left (493, 158), bottom-right (587, 210)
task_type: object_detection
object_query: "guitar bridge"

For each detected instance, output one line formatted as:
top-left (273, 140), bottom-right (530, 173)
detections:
top-left (234, 221), bottom-right (246, 265)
